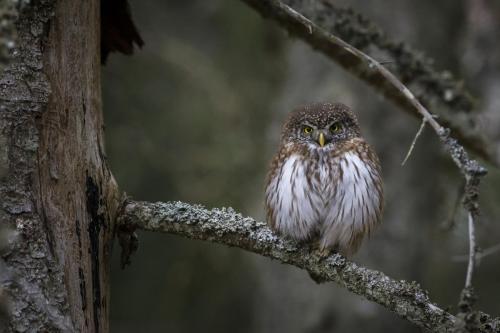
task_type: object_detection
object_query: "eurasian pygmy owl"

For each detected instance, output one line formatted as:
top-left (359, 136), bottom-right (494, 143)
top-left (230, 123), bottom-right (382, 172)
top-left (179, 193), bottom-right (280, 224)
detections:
top-left (265, 102), bottom-right (383, 256)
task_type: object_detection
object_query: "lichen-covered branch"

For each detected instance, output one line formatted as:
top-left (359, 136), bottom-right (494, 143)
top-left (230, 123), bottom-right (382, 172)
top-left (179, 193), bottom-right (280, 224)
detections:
top-left (240, 0), bottom-right (499, 166)
top-left (117, 200), bottom-right (498, 333)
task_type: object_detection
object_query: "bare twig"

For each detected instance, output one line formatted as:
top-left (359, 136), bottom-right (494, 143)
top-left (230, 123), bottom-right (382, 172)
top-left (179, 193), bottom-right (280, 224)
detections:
top-left (401, 118), bottom-right (427, 166)
top-left (465, 213), bottom-right (476, 289)
top-left (454, 213), bottom-right (479, 322)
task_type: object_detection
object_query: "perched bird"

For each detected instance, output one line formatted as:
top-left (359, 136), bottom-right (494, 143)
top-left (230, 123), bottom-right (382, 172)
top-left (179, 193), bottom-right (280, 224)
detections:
top-left (265, 102), bottom-right (383, 256)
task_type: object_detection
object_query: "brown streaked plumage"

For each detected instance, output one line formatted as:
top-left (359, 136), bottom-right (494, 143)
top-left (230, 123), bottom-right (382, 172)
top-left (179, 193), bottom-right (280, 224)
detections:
top-left (265, 102), bottom-right (383, 256)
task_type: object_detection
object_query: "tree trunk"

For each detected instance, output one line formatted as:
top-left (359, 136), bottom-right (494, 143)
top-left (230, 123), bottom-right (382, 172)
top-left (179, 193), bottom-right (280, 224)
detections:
top-left (0, 1), bottom-right (119, 332)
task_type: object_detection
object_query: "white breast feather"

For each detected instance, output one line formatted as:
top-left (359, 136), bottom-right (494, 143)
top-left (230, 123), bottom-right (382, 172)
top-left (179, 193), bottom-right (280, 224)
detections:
top-left (266, 155), bottom-right (319, 239)
top-left (266, 151), bottom-right (381, 253)
top-left (320, 152), bottom-right (381, 252)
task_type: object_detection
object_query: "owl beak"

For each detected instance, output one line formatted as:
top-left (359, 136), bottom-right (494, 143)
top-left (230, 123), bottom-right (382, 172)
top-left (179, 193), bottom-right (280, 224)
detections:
top-left (318, 132), bottom-right (326, 147)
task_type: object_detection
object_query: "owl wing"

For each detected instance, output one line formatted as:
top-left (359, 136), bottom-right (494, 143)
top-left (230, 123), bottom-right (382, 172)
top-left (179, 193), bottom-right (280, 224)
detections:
top-left (265, 146), bottom-right (322, 241)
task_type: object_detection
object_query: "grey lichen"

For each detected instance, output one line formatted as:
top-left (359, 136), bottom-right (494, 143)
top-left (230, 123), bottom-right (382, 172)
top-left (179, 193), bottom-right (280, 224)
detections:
top-left (117, 200), bottom-right (499, 333)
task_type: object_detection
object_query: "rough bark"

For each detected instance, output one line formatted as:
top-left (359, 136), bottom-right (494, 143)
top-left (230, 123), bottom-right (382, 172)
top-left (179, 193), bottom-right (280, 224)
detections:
top-left (0, 0), bottom-right (120, 331)
top-left (240, 0), bottom-right (499, 166)
top-left (117, 200), bottom-right (499, 333)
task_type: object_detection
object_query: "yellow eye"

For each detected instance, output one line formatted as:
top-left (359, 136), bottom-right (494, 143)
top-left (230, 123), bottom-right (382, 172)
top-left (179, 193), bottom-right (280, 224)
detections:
top-left (303, 126), bottom-right (313, 134)
top-left (330, 123), bottom-right (342, 133)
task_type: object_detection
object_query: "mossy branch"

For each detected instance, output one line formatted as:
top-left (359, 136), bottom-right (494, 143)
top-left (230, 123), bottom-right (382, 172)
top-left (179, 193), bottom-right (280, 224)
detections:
top-left (117, 200), bottom-right (499, 333)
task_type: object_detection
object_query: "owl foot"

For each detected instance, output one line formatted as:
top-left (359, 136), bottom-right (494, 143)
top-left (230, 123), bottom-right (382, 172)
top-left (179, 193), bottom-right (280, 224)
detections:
top-left (310, 244), bottom-right (335, 259)
top-left (307, 247), bottom-right (336, 284)
top-left (315, 248), bottom-right (333, 258)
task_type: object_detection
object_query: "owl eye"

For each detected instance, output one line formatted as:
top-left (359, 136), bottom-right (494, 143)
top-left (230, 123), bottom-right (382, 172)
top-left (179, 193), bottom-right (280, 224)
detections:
top-left (330, 122), bottom-right (342, 133)
top-left (303, 126), bottom-right (313, 134)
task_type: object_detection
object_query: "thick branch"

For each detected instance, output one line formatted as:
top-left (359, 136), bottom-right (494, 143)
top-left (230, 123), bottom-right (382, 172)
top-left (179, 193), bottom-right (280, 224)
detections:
top-left (117, 200), bottom-right (497, 333)
top-left (240, 0), bottom-right (499, 166)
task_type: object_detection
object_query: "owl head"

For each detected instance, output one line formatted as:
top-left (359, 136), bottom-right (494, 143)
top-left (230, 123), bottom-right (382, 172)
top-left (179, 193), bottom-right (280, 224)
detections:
top-left (281, 102), bottom-right (361, 148)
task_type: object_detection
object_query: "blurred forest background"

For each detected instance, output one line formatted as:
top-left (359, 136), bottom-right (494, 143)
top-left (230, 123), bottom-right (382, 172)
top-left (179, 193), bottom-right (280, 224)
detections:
top-left (103, 1), bottom-right (500, 332)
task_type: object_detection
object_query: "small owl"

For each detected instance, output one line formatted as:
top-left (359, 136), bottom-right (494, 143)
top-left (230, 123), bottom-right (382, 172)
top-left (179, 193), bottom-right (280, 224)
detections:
top-left (265, 102), bottom-right (383, 256)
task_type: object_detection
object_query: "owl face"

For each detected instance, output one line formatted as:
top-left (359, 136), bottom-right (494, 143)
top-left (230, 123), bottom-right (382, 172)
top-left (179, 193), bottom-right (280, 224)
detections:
top-left (282, 102), bottom-right (361, 149)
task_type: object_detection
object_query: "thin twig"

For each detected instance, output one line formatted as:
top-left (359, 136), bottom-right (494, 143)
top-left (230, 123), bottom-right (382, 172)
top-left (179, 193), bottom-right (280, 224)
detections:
top-left (465, 212), bottom-right (476, 289)
top-left (401, 118), bottom-right (427, 166)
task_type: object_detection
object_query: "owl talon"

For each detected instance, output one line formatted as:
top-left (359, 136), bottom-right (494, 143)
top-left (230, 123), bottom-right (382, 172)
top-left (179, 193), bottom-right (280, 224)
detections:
top-left (314, 247), bottom-right (334, 259)
top-left (308, 247), bottom-right (335, 283)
